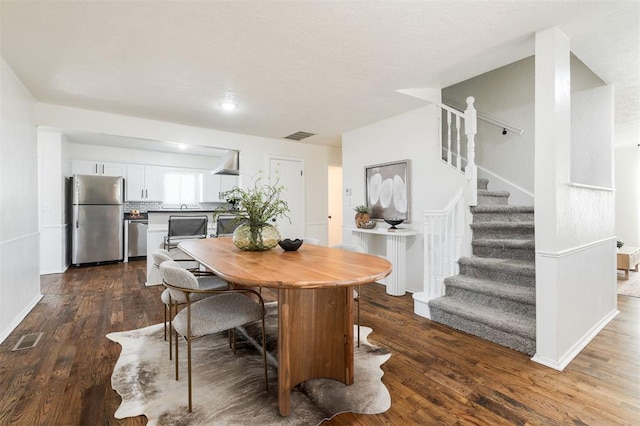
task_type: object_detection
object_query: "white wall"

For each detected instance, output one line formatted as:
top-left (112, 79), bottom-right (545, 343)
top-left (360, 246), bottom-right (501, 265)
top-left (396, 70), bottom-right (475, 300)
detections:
top-left (533, 28), bottom-right (617, 371)
top-left (35, 103), bottom-right (341, 242)
top-left (342, 105), bottom-right (467, 293)
top-left (615, 146), bottom-right (640, 247)
top-left (571, 86), bottom-right (614, 188)
top-left (38, 129), bottom-right (70, 274)
top-left (443, 57), bottom-right (535, 193)
top-left (443, 54), bottom-right (607, 197)
top-left (0, 58), bottom-right (41, 343)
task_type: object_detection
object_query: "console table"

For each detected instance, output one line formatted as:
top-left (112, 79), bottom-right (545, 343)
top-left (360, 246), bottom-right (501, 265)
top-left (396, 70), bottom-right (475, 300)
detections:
top-left (617, 246), bottom-right (640, 280)
top-left (352, 227), bottom-right (417, 296)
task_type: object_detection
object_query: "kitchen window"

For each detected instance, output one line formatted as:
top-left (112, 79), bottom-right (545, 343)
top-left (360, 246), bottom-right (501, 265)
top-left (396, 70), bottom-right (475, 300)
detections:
top-left (163, 171), bottom-right (202, 208)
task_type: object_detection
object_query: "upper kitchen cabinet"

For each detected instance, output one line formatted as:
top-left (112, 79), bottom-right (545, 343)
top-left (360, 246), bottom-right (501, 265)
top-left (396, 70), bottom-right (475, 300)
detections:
top-left (126, 164), bottom-right (164, 201)
top-left (72, 160), bottom-right (126, 177)
top-left (203, 174), bottom-right (238, 202)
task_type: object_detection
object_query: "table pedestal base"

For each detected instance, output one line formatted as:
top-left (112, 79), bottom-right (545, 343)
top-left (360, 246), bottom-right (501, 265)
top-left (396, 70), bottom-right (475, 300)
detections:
top-left (277, 286), bottom-right (354, 416)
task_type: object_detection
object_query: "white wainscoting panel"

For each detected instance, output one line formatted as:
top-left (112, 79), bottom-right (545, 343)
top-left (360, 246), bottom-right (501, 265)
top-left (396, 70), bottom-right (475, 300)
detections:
top-left (533, 237), bottom-right (618, 370)
top-left (0, 232), bottom-right (42, 344)
top-left (40, 224), bottom-right (69, 274)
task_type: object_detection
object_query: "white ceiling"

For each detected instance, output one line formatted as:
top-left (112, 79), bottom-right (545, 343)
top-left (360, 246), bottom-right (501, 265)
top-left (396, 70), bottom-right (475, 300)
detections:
top-left (1, 0), bottom-right (638, 148)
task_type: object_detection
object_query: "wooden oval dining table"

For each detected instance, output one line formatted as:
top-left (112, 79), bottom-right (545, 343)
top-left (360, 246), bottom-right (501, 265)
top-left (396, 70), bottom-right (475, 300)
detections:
top-left (178, 237), bottom-right (392, 417)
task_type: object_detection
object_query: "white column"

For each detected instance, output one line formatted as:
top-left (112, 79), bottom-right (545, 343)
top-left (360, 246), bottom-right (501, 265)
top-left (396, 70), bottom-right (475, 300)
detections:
top-left (351, 228), bottom-right (416, 296)
top-left (385, 233), bottom-right (407, 296)
top-left (533, 27), bottom-right (571, 366)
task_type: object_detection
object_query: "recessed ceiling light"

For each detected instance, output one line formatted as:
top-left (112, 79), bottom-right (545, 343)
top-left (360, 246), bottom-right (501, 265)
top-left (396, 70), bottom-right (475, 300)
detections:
top-left (178, 144), bottom-right (188, 150)
top-left (221, 102), bottom-right (237, 111)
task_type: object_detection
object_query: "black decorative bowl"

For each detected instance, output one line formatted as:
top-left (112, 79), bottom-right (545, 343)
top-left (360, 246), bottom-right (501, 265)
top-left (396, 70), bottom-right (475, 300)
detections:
top-left (278, 238), bottom-right (303, 251)
top-left (384, 219), bottom-right (404, 230)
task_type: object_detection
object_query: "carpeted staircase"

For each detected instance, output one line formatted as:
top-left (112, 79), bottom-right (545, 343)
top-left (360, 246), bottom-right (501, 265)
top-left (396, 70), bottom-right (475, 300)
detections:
top-left (428, 178), bottom-right (536, 355)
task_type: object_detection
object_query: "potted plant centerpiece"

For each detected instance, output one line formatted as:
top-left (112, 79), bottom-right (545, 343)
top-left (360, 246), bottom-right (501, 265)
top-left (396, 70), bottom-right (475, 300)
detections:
top-left (220, 175), bottom-right (290, 251)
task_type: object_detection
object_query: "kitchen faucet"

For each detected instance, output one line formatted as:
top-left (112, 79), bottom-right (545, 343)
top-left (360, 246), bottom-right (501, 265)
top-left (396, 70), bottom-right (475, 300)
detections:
top-left (180, 203), bottom-right (188, 211)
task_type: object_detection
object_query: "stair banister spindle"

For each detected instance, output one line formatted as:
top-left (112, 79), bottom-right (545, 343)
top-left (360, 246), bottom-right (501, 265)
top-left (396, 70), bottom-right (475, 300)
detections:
top-left (455, 115), bottom-right (462, 171)
top-left (428, 217), bottom-right (437, 298)
top-left (464, 96), bottom-right (478, 206)
top-left (446, 110), bottom-right (452, 166)
top-left (436, 216), bottom-right (445, 287)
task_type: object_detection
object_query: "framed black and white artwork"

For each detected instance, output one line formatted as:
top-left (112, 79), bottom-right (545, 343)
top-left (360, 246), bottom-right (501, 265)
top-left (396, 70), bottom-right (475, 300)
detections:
top-left (365, 160), bottom-right (410, 222)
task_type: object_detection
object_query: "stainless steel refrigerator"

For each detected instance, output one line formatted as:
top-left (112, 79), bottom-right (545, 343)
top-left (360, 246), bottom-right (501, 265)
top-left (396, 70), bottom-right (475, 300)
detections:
top-left (71, 174), bottom-right (124, 265)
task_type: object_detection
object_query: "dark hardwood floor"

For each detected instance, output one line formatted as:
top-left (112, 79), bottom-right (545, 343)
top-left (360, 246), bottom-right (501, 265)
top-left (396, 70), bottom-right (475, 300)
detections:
top-left (1, 259), bottom-right (638, 425)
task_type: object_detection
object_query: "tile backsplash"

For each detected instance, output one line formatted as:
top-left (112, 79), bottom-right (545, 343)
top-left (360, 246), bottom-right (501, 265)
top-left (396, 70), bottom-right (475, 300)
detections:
top-left (124, 201), bottom-right (229, 213)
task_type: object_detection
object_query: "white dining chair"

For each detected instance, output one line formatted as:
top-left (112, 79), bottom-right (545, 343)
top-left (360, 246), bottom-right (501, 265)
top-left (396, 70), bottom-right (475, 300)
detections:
top-left (160, 261), bottom-right (268, 412)
top-left (153, 250), bottom-right (227, 360)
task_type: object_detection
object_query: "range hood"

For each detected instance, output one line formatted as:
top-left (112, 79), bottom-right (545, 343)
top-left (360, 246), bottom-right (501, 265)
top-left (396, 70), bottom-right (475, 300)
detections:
top-left (211, 150), bottom-right (240, 176)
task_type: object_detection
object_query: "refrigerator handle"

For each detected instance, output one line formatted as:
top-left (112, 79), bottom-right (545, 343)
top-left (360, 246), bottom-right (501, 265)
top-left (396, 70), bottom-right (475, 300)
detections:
top-left (76, 219), bottom-right (79, 229)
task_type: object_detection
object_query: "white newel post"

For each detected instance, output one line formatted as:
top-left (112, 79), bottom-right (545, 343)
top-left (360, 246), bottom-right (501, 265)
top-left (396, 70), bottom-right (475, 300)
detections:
top-left (464, 96), bottom-right (478, 206)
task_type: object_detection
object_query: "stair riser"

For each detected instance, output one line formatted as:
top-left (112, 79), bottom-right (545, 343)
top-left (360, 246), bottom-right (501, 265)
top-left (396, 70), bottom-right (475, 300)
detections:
top-left (472, 212), bottom-right (534, 223)
top-left (459, 264), bottom-right (535, 287)
top-left (445, 286), bottom-right (536, 317)
top-left (477, 179), bottom-right (489, 191)
top-left (472, 246), bottom-right (535, 262)
top-left (472, 228), bottom-right (534, 240)
top-left (477, 194), bottom-right (509, 205)
top-left (430, 308), bottom-right (536, 355)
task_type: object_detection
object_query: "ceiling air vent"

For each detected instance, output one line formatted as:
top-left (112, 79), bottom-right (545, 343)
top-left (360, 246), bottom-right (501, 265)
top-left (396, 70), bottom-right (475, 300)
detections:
top-left (284, 131), bottom-right (315, 141)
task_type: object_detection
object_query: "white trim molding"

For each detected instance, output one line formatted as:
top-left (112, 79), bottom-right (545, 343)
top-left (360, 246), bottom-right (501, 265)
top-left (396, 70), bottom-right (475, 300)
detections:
top-left (0, 294), bottom-right (43, 344)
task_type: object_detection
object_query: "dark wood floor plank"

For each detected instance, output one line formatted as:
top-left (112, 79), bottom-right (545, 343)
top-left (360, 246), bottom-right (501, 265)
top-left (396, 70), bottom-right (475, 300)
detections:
top-left (0, 260), bottom-right (638, 425)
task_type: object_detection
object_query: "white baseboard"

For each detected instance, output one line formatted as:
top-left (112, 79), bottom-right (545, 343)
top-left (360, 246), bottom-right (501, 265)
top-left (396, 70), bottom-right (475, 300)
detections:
top-left (412, 292), bottom-right (433, 319)
top-left (0, 293), bottom-right (43, 345)
top-left (531, 308), bottom-right (620, 371)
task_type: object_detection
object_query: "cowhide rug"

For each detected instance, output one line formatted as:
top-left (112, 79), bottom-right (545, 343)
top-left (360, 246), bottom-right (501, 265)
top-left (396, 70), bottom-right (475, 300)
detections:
top-left (107, 303), bottom-right (391, 425)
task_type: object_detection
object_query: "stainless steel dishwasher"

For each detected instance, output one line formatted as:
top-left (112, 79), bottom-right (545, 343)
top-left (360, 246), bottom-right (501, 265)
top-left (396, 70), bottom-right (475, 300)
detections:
top-left (127, 219), bottom-right (148, 257)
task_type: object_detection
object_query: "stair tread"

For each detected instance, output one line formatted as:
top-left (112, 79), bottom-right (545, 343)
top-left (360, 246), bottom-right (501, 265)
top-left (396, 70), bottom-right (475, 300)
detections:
top-left (470, 221), bottom-right (535, 229)
top-left (458, 256), bottom-right (536, 274)
top-left (477, 189), bottom-right (510, 196)
top-left (444, 275), bottom-right (535, 304)
top-left (471, 205), bottom-right (534, 213)
top-left (429, 297), bottom-right (536, 339)
top-left (458, 256), bottom-right (536, 279)
top-left (472, 239), bottom-right (535, 248)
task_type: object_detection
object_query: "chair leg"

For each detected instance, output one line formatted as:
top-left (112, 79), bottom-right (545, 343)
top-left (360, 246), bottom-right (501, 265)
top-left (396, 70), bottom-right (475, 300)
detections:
top-left (163, 304), bottom-right (168, 341)
top-left (357, 285), bottom-right (361, 347)
top-left (187, 336), bottom-right (193, 412)
top-left (169, 303), bottom-right (173, 360)
top-left (232, 328), bottom-right (236, 354)
top-left (261, 316), bottom-right (268, 392)
top-left (175, 330), bottom-right (179, 381)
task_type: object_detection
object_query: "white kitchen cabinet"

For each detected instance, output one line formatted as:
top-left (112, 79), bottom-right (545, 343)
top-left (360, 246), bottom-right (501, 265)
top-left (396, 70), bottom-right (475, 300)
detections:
top-left (202, 173), bottom-right (237, 202)
top-left (126, 164), bottom-right (164, 201)
top-left (144, 166), bottom-right (164, 201)
top-left (71, 160), bottom-right (126, 177)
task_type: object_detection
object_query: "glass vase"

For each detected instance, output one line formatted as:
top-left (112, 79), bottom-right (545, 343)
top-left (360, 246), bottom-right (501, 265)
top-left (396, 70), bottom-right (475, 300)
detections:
top-left (232, 222), bottom-right (281, 251)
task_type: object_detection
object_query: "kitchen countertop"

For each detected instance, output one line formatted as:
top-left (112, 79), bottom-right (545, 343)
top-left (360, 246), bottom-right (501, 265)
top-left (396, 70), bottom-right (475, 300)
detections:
top-left (147, 209), bottom-right (218, 214)
top-left (147, 209), bottom-right (240, 214)
top-left (124, 212), bottom-right (148, 220)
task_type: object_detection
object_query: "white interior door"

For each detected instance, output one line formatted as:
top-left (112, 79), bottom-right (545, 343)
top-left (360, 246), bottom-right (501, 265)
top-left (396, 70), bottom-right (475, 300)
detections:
top-left (328, 165), bottom-right (343, 246)
top-left (269, 157), bottom-right (304, 239)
